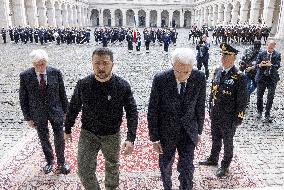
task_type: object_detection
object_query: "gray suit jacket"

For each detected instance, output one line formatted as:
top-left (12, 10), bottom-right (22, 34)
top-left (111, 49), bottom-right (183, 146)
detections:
top-left (147, 69), bottom-right (206, 147)
top-left (19, 66), bottom-right (68, 126)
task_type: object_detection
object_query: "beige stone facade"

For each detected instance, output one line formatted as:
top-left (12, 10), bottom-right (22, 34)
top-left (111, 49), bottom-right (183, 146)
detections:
top-left (0, 0), bottom-right (283, 38)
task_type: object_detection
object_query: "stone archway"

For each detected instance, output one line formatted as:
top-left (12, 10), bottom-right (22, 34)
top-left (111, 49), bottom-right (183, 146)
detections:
top-left (126, 9), bottom-right (135, 26)
top-left (150, 10), bottom-right (157, 27)
top-left (184, 10), bottom-right (191, 28)
top-left (103, 9), bottom-right (111, 26)
top-left (161, 10), bottom-right (169, 27)
top-left (114, 9), bottom-right (123, 27)
top-left (138, 10), bottom-right (146, 27)
top-left (90, 9), bottom-right (99, 26)
top-left (172, 10), bottom-right (180, 28)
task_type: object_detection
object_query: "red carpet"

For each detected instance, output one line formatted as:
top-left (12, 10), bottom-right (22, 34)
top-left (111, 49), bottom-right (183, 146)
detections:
top-left (0, 113), bottom-right (264, 189)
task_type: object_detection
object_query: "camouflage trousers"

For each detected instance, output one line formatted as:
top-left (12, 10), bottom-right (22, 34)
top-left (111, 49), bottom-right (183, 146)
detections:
top-left (77, 129), bottom-right (121, 190)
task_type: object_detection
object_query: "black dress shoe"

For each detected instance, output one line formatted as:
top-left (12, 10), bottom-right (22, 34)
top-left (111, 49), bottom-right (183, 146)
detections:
top-left (264, 115), bottom-right (273, 123)
top-left (216, 166), bottom-right (228, 177)
top-left (199, 158), bottom-right (218, 166)
top-left (43, 163), bottom-right (53, 174)
top-left (256, 112), bottom-right (262, 120)
top-left (54, 163), bottom-right (70, 174)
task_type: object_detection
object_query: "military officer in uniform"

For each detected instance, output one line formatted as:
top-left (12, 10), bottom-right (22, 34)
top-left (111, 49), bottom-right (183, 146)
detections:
top-left (199, 43), bottom-right (248, 177)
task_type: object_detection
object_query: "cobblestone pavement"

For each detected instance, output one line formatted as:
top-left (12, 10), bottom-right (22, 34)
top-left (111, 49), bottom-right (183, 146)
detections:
top-left (0, 28), bottom-right (283, 188)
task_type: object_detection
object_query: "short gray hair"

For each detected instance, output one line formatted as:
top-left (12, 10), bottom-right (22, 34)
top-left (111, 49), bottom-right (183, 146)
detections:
top-left (29, 49), bottom-right (49, 63)
top-left (171, 48), bottom-right (195, 65)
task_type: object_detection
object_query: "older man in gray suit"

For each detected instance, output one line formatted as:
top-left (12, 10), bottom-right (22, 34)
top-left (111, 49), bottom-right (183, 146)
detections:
top-left (19, 49), bottom-right (70, 174)
top-left (148, 48), bottom-right (206, 190)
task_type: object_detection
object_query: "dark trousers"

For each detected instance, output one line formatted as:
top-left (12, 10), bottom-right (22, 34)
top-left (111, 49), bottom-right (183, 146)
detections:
top-left (159, 128), bottom-right (195, 190)
top-left (36, 120), bottom-right (65, 165)
top-left (197, 57), bottom-right (209, 79)
top-left (256, 81), bottom-right (277, 116)
top-left (164, 43), bottom-right (169, 52)
top-left (246, 76), bottom-right (257, 95)
top-left (2, 35), bottom-right (6, 43)
top-left (209, 119), bottom-right (236, 168)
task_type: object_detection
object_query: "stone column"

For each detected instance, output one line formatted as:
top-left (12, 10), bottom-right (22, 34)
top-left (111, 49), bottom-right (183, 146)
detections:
top-left (249, 0), bottom-right (260, 24)
top-left (217, 5), bottom-right (224, 25)
top-left (38, 6), bottom-right (48, 27)
top-left (62, 5), bottom-right (69, 27)
top-left (68, 7), bottom-right (73, 27)
top-left (146, 10), bottom-right (150, 27)
top-left (47, 4), bottom-right (56, 26)
top-left (82, 8), bottom-right (86, 27)
top-left (204, 7), bottom-right (208, 25)
top-left (73, 7), bottom-right (78, 26)
top-left (55, 6), bottom-right (62, 27)
top-left (275, 0), bottom-right (284, 39)
top-left (239, 3), bottom-right (249, 24)
top-left (263, 5), bottom-right (274, 27)
top-left (111, 9), bottom-right (115, 27)
top-left (0, 0), bottom-right (9, 28)
top-left (231, 5), bottom-right (239, 24)
top-left (180, 10), bottom-right (184, 28)
top-left (25, 0), bottom-right (38, 27)
top-left (77, 7), bottom-right (82, 27)
top-left (223, 5), bottom-right (230, 25)
top-left (157, 10), bottom-right (161, 27)
top-left (122, 9), bottom-right (126, 26)
top-left (213, 5), bottom-right (218, 26)
top-left (169, 10), bottom-right (173, 27)
top-left (14, 0), bottom-right (27, 26)
top-left (133, 9), bottom-right (138, 27)
top-left (99, 9), bottom-right (104, 26)
top-left (208, 7), bottom-right (213, 26)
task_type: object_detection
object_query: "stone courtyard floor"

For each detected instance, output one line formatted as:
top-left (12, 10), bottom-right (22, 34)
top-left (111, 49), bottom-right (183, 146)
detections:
top-left (0, 28), bottom-right (283, 189)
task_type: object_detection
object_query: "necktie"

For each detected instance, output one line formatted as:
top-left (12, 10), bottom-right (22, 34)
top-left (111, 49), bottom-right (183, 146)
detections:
top-left (180, 82), bottom-right (186, 96)
top-left (40, 74), bottom-right (47, 96)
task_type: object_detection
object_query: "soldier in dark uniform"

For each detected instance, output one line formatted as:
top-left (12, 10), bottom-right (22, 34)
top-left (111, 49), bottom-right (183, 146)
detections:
top-left (144, 30), bottom-right (151, 53)
top-left (255, 40), bottom-right (281, 123)
top-left (163, 31), bottom-right (171, 53)
top-left (126, 31), bottom-right (133, 53)
top-left (199, 43), bottom-right (248, 177)
top-left (196, 34), bottom-right (210, 80)
top-left (1, 27), bottom-right (7, 43)
top-left (8, 26), bottom-right (14, 42)
top-left (239, 40), bottom-right (262, 104)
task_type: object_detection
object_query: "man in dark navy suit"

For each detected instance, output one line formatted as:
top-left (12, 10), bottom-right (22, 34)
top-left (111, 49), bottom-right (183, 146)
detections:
top-left (19, 49), bottom-right (70, 174)
top-left (255, 40), bottom-right (281, 123)
top-left (148, 48), bottom-right (206, 190)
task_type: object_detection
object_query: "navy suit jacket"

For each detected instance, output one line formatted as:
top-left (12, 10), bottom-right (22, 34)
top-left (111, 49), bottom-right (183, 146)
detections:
top-left (147, 69), bottom-right (206, 147)
top-left (255, 49), bottom-right (281, 83)
top-left (19, 66), bottom-right (68, 126)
